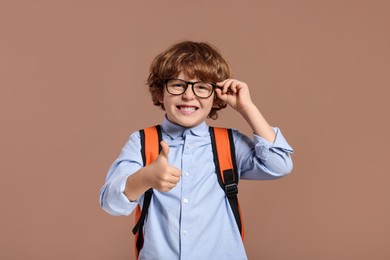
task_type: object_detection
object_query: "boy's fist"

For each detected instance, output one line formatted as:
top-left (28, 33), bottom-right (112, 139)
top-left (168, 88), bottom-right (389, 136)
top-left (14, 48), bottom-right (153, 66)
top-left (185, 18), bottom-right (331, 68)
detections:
top-left (147, 141), bottom-right (181, 192)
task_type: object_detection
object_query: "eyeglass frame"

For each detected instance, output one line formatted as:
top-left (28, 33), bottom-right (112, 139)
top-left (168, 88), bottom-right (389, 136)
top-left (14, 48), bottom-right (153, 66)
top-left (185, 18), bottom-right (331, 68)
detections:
top-left (164, 78), bottom-right (217, 99)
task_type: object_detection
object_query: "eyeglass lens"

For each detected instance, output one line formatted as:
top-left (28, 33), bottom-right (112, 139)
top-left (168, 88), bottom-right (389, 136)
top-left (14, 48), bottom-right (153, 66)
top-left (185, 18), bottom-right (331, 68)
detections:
top-left (166, 79), bottom-right (214, 98)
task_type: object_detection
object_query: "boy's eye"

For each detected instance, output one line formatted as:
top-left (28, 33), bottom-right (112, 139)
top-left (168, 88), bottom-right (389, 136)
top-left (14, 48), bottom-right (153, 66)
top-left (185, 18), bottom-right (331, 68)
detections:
top-left (167, 80), bottom-right (188, 94)
top-left (194, 83), bottom-right (213, 92)
top-left (197, 85), bottom-right (208, 90)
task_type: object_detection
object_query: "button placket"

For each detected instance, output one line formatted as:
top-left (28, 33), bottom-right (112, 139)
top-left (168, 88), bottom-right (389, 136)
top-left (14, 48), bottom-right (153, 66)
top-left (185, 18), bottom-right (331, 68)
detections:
top-left (180, 137), bottom-right (191, 242)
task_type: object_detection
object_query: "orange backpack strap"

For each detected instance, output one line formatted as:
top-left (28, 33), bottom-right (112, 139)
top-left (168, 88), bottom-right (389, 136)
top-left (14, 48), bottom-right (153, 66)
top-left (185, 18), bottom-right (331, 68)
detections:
top-left (132, 125), bottom-right (162, 259)
top-left (209, 127), bottom-right (244, 239)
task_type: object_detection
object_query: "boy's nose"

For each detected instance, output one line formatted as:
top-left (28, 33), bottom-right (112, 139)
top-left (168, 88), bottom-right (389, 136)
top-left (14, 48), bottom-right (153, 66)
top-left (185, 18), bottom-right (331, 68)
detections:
top-left (182, 85), bottom-right (195, 100)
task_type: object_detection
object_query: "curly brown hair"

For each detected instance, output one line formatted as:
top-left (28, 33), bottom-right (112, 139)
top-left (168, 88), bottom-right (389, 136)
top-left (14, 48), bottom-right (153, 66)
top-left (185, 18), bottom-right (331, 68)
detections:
top-left (147, 41), bottom-right (232, 119)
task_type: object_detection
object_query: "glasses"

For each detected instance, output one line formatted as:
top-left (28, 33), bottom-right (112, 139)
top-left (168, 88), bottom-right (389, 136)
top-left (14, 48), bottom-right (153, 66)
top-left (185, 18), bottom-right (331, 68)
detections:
top-left (165, 78), bottom-right (216, 98)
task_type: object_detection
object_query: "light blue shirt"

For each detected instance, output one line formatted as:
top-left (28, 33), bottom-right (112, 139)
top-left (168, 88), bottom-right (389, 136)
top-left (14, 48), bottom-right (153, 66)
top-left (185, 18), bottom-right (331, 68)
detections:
top-left (100, 117), bottom-right (293, 260)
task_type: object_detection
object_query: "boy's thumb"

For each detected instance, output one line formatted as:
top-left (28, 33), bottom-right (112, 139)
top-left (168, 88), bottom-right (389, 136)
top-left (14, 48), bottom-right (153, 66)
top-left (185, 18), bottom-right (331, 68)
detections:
top-left (159, 141), bottom-right (170, 159)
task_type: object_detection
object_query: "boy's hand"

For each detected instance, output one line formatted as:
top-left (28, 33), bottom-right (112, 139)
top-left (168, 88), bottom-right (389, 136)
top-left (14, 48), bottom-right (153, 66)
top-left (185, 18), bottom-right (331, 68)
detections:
top-left (146, 141), bottom-right (181, 192)
top-left (216, 79), bottom-right (276, 142)
top-left (215, 79), bottom-right (254, 113)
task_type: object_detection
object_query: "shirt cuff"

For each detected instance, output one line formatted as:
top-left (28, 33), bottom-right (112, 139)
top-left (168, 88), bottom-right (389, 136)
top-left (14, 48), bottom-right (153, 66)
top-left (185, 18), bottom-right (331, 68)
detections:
top-left (253, 127), bottom-right (294, 161)
top-left (106, 175), bottom-right (137, 216)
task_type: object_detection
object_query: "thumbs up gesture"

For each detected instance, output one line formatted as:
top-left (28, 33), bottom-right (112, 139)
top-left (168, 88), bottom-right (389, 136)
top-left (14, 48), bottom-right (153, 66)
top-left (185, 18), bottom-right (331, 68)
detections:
top-left (147, 141), bottom-right (181, 192)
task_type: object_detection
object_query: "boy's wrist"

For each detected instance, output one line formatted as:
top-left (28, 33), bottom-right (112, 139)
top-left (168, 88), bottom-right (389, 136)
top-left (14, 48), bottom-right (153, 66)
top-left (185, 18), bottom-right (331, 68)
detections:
top-left (124, 166), bottom-right (153, 202)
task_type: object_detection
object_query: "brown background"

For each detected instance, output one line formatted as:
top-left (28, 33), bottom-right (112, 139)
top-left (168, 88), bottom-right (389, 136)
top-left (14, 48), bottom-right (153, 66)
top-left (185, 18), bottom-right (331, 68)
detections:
top-left (1, 0), bottom-right (389, 259)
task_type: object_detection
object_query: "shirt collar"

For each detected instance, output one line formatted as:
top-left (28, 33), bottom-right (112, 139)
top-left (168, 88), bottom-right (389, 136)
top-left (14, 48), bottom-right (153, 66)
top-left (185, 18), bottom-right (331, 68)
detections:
top-left (161, 115), bottom-right (209, 139)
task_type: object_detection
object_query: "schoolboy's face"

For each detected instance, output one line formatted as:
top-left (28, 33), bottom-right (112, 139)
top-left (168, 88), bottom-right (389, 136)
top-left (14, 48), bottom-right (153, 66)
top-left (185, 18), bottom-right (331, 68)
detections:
top-left (159, 72), bottom-right (215, 128)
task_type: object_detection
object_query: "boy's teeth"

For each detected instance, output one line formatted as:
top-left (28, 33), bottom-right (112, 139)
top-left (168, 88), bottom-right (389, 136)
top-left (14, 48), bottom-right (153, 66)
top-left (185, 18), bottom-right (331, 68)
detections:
top-left (180, 107), bottom-right (196, 112)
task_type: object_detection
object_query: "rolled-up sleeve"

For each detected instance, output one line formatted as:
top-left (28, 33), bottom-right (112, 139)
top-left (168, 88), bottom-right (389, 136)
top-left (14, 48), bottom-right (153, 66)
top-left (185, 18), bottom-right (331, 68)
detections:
top-left (99, 132), bottom-right (143, 216)
top-left (235, 127), bottom-right (294, 180)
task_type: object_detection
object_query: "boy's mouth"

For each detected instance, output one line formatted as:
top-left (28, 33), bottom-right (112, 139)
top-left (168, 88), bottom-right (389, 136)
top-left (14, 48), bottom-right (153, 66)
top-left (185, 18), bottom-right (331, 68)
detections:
top-left (177, 105), bottom-right (198, 113)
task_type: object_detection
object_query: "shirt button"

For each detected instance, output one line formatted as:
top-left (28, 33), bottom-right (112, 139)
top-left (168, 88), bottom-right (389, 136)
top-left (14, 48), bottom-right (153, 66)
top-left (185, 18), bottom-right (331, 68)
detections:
top-left (185, 172), bottom-right (189, 177)
top-left (183, 198), bottom-right (189, 204)
top-left (183, 230), bottom-right (187, 235)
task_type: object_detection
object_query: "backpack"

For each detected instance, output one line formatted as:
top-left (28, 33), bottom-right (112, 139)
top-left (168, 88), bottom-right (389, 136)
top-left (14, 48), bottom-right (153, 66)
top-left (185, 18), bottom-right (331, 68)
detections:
top-left (131, 125), bottom-right (244, 259)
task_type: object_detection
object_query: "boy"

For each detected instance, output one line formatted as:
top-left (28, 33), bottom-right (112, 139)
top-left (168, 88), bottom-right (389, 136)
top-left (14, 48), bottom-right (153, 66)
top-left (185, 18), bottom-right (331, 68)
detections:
top-left (100, 41), bottom-right (293, 259)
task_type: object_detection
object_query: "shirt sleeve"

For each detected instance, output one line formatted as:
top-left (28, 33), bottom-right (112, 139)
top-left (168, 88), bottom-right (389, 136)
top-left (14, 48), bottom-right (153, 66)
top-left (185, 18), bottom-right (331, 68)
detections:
top-left (99, 131), bottom-right (144, 216)
top-left (234, 127), bottom-right (294, 180)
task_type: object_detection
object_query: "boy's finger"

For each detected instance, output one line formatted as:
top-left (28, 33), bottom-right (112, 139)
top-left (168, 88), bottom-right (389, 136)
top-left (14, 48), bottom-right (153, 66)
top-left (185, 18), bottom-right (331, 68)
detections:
top-left (222, 79), bottom-right (237, 94)
top-left (159, 140), bottom-right (170, 159)
top-left (215, 88), bottom-right (227, 101)
top-left (171, 168), bottom-right (181, 178)
top-left (230, 81), bottom-right (238, 93)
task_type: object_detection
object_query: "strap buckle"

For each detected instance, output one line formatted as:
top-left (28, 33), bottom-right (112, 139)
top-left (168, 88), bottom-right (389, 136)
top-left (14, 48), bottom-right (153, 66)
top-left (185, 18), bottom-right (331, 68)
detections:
top-left (225, 183), bottom-right (238, 197)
